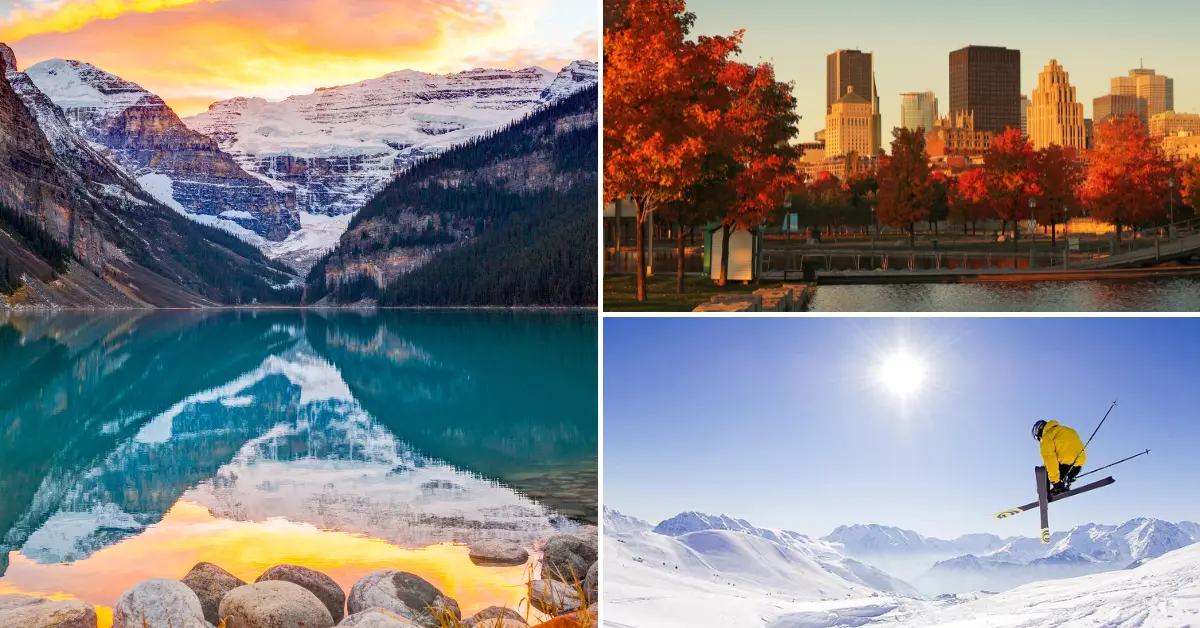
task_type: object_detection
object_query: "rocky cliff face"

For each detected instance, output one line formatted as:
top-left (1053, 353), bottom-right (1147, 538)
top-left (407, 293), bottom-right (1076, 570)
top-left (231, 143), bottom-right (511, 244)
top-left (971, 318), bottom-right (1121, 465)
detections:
top-left (0, 45), bottom-right (296, 308)
top-left (24, 59), bottom-right (297, 241)
top-left (185, 61), bottom-right (597, 268)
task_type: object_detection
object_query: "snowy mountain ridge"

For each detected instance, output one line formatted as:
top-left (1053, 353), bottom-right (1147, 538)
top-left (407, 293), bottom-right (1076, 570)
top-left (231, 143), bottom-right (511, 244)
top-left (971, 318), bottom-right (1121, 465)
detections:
top-left (822, 523), bottom-right (1011, 556)
top-left (603, 506), bottom-right (652, 534)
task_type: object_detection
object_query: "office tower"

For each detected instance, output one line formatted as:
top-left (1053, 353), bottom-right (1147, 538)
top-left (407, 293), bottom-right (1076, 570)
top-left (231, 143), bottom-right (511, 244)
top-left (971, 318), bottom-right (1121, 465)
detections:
top-left (1149, 111), bottom-right (1200, 138)
top-left (949, 45), bottom-right (1022, 134)
top-left (1020, 94), bottom-right (1031, 136)
top-left (1110, 66), bottom-right (1174, 122)
top-left (825, 85), bottom-right (874, 158)
top-left (1094, 94), bottom-right (1140, 125)
top-left (1028, 59), bottom-right (1087, 151)
top-left (900, 91), bottom-right (938, 133)
top-left (827, 49), bottom-right (874, 114)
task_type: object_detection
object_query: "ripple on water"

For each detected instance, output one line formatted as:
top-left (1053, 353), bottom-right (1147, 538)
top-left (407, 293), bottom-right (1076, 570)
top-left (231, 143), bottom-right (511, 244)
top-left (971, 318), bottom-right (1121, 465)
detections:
top-left (808, 277), bottom-right (1200, 312)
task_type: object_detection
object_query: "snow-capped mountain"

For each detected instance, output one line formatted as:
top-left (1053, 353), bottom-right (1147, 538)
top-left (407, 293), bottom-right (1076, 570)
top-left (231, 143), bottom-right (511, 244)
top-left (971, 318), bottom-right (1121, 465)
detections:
top-left (184, 61), bottom-right (597, 268)
top-left (24, 58), bottom-right (296, 241)
top-left (822, 524), bottom-right (1008, 557)
top-left (919, 518), bottom-right (1197, 594)
top-left (604, 506), bottom-right (652, 534)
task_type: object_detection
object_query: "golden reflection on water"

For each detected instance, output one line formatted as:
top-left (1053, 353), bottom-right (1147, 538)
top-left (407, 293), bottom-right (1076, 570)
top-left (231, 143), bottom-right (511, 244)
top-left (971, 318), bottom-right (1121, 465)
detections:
top-left (0, 501), bottom-right (538, 627)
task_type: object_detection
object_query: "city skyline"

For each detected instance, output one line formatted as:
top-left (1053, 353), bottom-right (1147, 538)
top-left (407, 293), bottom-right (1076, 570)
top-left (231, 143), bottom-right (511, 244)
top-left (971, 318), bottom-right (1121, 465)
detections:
top-left (604, 317), bottom-right (1200, 539)
top-left (1, 0), bottom-right (597, 116)
top-left (687, 0), bottom-right (1200, 143)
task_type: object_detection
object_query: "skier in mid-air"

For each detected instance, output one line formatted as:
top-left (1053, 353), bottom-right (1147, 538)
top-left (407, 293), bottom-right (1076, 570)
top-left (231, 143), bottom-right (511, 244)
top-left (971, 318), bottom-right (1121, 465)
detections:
top-left (1033, 420), bottom-right (1086, 495)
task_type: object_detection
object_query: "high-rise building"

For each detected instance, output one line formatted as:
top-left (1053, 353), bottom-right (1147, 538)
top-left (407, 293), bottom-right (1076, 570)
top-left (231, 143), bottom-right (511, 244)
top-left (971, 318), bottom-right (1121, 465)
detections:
top-left (1110, 67), bottom-right (1174, 122)
top-left (900, 91), bottom-right (938, 133)
top-left (827, 50), bottom-right (874, 114)
top-left (1084, 118), bottom-right (1094, 150)
top-left (1148, 111), bottom-right (1200, 138)
top-left (1028, 59), bottom-right (1087, 152)
top-left (1020, 94), bottom-right (1031, 136)
top-left (949, 45), bottom-right (1021, 134)
top-left (827, 49), bottom-right (881, 155)
top-left (1093, 94), bottom-right (1140, 126)
top-left (825, 85), bottom-right (874, 159)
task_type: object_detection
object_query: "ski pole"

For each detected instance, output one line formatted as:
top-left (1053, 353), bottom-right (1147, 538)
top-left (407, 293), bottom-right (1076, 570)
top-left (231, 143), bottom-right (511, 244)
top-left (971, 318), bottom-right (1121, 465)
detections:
top-left (1065, 399), bottom-right (1117, 482)
top-left (1074, 449), bottom-right (1150, 480)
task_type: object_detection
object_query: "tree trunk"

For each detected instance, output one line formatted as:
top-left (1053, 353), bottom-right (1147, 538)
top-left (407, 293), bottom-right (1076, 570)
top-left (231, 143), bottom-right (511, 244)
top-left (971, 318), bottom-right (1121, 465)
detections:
top-left (1115, 221), bottom-right (1122, 243)
top-left (635, 209), bottom-right (647, 302)
top-left (718, 224), bottom-right (732, 286)
top-left (676, 222), bottom-right (685, 295)
top-left (1051, 220), bottom-right (1057, 247)
top-left (909, 223), bottom-right (915, 249)
top-left (613, 202), bottom-right (623, 274)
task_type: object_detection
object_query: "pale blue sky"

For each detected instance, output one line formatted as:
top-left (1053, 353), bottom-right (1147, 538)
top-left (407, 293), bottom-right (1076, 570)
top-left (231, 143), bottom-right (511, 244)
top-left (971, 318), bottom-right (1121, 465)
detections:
top-left (687, 0), bottom-right (1200, 141)
top-left (604, 318), bottom-right (1200, 539)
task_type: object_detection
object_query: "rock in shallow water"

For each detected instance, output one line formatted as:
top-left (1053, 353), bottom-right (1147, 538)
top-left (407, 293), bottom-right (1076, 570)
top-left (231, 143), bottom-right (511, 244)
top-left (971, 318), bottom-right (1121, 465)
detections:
top-left (256, 564), bottom-right (346, 622)
top-left (182, 562), bottom-right (247, 625)
top-left (583, 562), bottom-right (597, 605)
top-left (539, 535), bottom-right (597, 583)
top-left (338, 608), bottom-right (420, 626)
top-left (527, 580), bottom-right (582, 616)
top-left (462, 606), bottom-right (527, 627)
top-left (112, 579), bottom-right (209, 628)
top-left (468, 539), bottom-right (530, 566)
top-left (219, 580), bottom-right (334, 628)
top-left (0, 594), bottom-right (97, 628)
top-left (347, 571), bottom-right (460, 628)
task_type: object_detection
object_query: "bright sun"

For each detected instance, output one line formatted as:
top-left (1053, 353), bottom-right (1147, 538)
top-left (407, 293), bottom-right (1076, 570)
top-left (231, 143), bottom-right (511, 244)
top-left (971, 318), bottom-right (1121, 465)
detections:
top-left (879, 351), bottom-right (926, 397)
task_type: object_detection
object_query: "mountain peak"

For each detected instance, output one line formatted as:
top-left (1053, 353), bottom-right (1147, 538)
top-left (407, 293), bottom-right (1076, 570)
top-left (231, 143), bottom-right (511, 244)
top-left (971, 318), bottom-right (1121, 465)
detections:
top-left (1, 43), bottom-right (16, 73)
top-left (26, 58), bottom-right (159, 113)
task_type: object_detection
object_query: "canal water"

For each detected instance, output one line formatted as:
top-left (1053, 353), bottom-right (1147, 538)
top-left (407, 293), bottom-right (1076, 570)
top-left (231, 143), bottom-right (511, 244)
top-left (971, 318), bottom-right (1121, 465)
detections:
top-left (807, 277), bottom-right (1200, 311)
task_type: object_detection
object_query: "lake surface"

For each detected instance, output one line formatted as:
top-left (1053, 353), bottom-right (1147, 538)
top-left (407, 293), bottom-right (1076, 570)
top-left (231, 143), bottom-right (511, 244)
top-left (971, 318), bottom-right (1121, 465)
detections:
top-left (808, 277), bottom-right (1200, 311)
top-left (0, 310), bottom-right (597, 625)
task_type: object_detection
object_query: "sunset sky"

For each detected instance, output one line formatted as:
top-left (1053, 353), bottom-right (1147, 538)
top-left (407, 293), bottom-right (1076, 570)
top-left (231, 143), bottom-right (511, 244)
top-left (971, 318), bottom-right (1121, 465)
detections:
top-left (2, 0), bottom-right (598, 116)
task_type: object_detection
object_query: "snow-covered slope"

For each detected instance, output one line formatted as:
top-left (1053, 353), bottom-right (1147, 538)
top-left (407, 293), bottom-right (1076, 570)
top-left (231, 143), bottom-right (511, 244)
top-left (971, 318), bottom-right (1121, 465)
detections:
top-left (24, 58), bottom-right (296, 241)
top-left (920, 518), bottom-right (1197, 594)
top-left (183, 61), bottom-right (597, 268)
top-left (605, 506), bottom-right (652, 534)
top-left (890, 542), bottom-right (1200, 627)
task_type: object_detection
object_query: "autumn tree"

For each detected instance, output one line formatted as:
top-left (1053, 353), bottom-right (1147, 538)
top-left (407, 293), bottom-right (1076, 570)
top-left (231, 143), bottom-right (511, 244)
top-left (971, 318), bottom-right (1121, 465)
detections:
top-left (1179, 157), bottom-right (1200, 219)
top-left (658, 153), bottom-right (736, 293)
top-left (1029, 145), bottom-right (1082, 246)
top-left (603, 0), bottom-right (741, 300)
top-left (876, 127), bottom-right (933, 248)
top-left (983, 128), bottom-right (1037, 242)
top-left (845, 171), bottom-right (878, 234)
top-left (1080, 116), bottom-right (1174, 241)
top-left (710, 61), bottom-right (802, 285)
top-left (928, 171), bottom-right (951, 235)
top-left (803, 170), bottom-right (847, 236)
top-left (949, 168), bottom-right (992, 235)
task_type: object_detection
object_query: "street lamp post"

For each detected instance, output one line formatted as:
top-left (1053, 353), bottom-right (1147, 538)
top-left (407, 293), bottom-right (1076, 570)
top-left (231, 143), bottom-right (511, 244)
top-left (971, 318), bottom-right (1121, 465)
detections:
top-left (1169, 177), bottom-right (1176, 240)
top-left (1025, 197), bottom-right (1036, 254)
top-left (871, 206), bottom-right (876, 249)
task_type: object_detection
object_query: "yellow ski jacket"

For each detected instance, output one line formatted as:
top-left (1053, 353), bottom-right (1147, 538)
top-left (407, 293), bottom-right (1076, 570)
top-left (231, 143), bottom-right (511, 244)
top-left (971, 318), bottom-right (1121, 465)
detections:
top-left (1040, 420), bottom-right (1086, 483)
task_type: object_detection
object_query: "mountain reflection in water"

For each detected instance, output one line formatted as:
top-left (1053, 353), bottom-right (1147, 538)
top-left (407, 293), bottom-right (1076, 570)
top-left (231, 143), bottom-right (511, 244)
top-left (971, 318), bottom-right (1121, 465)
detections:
top-left (0, 310), bottom-right (597, 621)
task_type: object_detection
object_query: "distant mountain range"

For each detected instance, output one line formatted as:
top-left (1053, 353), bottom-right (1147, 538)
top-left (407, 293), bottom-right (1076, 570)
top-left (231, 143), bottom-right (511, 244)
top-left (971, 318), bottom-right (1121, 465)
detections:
top-left (0, 42), bottom-right (597, 307)
top-left (604, 508), bottom-right (1200, 598)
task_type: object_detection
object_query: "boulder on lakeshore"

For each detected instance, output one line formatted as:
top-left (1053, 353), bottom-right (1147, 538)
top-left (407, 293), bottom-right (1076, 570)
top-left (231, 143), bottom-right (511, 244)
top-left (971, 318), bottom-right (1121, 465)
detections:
top-left (182, 562), bottom-right (247, 625)
top-left (256, 564), bottom-right (346, 622)
top-left (527, 580), bottom-right (581, 616)
top-left (468, 539), bottom-right (530, 566)
top-left (530, 609), bottom-right (597, 628)
top-left (111, 578), bottom-right (209, 628)
top-left (583, 562), bottom-right (597, 605)
top-left (219, 580), bottom-right (334, 628)
top-left (462, 606), bottom-right (527, 627)
top-left (0, 594), bottom-right (97, 628)
top-left (338, 608), bottom-right (420, 626)
top-left (539, 535), bottom-right (597, 583)
top-left (347, 571), bottom-right (460, 628)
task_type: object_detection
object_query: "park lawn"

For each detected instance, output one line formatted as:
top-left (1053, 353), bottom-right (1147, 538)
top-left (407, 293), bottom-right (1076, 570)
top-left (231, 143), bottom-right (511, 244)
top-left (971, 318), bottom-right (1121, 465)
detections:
top-left (604, 273), bottom-right (767, 312)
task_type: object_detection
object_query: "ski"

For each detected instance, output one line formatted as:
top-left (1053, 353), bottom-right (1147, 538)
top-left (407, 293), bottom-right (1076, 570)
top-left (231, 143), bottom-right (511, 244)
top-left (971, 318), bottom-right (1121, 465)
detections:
top-left (1036, 466), bottom-right (1050, 543)
top-left (992, 476), bottom-right (1116, 519)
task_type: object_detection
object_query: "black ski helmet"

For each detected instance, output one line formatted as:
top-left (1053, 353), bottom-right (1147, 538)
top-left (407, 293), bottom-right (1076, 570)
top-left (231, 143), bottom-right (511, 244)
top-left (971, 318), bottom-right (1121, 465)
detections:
top-left (1032, 419), bottom-right (1047, 440)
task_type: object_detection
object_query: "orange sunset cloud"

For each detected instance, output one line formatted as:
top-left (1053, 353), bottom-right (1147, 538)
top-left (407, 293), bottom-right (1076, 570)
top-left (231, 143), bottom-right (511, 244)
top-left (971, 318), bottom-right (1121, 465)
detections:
top-left (5, 0), bottom-right (596, 116)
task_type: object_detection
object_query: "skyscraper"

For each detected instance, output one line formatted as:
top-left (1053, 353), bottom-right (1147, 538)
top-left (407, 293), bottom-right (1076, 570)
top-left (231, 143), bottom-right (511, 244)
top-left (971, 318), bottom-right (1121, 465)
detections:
top-left (1020, 94), bottom-right (1031, 136)
top-left (900, 91), bottom-right (938, 133)
top-left (1028, 60), bottom-right (1086, 152)
top-left (825, 85), bottom-right (874, 159)
top-left (1110, 67), bottom-right (1174, 123)
top-left (948, 46), bottom-right (1021, 135)
top-left (1094, 94), bottom-right (1140, 126)
top-left (827, 50), bottom-right (874, 114)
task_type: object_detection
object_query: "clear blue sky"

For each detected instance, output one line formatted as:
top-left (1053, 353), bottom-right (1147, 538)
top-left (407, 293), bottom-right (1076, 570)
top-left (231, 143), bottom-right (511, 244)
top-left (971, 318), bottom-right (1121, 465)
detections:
top-left (604, 317), bottom-right (1200, 539)
top-left (686, 0), bottom-right (1200, 142)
